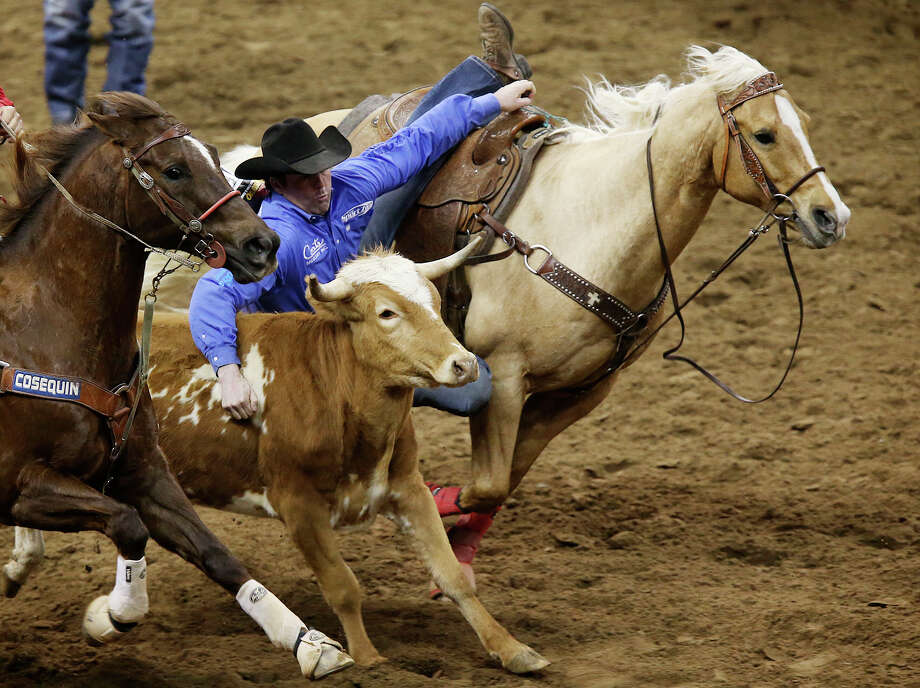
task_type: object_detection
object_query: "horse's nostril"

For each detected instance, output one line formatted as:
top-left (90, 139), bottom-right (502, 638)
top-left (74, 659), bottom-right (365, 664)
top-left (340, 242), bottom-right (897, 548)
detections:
top-left (244, 235), bottom-right (273, 262)
top-left (812, 207), bottom-right (837, 235)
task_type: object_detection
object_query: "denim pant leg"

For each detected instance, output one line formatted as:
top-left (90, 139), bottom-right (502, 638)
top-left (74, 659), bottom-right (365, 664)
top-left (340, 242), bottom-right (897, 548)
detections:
top-left (104, 0), bottom-right (155, 94)
top-left (360, 57), bottom-right (502, 251)
top-left (44, 0), bottom-right (95, 124)
top-left (412, 355), bottom-right (492, 417)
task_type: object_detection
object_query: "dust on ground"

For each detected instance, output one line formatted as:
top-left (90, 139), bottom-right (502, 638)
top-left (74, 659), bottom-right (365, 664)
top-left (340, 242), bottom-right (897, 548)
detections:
top-left (1, 1), bottom-right (918, 686)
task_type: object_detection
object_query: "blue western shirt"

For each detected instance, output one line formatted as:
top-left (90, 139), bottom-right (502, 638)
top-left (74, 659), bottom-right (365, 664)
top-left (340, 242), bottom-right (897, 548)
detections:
top-left (189, 92), bottom-right (501, 371)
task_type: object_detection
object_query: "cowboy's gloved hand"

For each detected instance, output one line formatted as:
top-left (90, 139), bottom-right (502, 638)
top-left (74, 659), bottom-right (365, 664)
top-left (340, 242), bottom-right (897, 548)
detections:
top-left (217, 364), bottom-right (259, 420)
top-left (0, 105), bottom-right (23, 141)
top-left (494, 80), bottom-right (535, 113)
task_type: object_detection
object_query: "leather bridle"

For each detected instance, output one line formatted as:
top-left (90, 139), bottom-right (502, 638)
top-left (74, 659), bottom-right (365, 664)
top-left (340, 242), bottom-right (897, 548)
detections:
top-left (622, 72), bottom-right (827, 402)
top-left (716, 71), bottom-right (824, 204)
top-left (120, 122), bottom-right (240, 268)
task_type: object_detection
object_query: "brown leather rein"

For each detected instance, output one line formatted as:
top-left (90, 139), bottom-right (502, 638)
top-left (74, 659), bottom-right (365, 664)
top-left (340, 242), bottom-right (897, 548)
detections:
top-left (0, 119), bottom-right (242, 471)
top-left (469, 72), bottom-right (825, 401)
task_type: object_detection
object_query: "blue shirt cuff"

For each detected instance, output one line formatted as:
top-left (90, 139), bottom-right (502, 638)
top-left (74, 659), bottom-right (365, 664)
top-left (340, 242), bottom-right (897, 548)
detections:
top-left (208, 346), bottom-right (241, 374)
top-left (470, 93), bottom-right (502, 127)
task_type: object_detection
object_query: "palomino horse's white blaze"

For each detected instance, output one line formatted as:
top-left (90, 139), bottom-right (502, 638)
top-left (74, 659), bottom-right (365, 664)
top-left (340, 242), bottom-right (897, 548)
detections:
top-left (337, 253), bottom-right (438, 318)
top-left (775, 95), bottom-right (850, 236)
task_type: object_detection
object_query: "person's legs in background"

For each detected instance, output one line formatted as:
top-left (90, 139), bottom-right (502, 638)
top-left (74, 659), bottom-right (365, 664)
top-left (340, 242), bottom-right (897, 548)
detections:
top-left (44, 0), bottom-right (95, 125)
top-left (104, 0), bottom-right (155, 94)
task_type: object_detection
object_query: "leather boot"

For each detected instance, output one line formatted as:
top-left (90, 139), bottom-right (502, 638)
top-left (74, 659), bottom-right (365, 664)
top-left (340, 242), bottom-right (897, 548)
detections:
top-left (479, 3), bottom-right (533, 83)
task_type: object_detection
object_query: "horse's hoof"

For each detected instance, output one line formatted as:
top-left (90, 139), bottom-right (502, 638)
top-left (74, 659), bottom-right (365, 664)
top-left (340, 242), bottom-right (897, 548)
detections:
top-left (295, 628), bottom-right (355, 679)
top-left (503, 644), bottom-right (551, 674)
top-left (1, 572), bottom-right (22, 599)
top-left (82, 595), bottom-right (137, 645)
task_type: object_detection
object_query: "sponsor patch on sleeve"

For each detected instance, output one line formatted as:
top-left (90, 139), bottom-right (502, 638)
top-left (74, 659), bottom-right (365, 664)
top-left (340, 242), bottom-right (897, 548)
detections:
top-left (341, 201), bottom-right (373, 223)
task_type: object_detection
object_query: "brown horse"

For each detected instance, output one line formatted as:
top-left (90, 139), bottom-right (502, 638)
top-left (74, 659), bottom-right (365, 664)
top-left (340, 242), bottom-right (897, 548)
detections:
top-left (0, 93), bottom-right (352, 679)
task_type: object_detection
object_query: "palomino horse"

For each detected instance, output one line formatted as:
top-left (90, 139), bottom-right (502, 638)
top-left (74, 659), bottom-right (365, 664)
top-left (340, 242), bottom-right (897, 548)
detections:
top-left (0, 93), bottom-right (352, 678)
top-left (342, 45), bottom-right (851, 578)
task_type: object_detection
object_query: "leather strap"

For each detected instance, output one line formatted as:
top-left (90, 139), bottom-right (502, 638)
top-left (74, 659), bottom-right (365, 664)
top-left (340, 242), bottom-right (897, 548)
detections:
top-left (0, 363), bottom-right (141, 456)
top-left (131, 123), bottom-right (191, 162)
top-left (475, 211), bottom-right (667, 334)
top-left (717, 72), bottom-right (785, 200)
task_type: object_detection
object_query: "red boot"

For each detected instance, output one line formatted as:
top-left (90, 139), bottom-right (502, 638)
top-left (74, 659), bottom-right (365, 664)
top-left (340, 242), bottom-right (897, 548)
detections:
top-left (430, 507), bottom-right (500, 600)
top-left (425, 482), bottom-right (466, 517)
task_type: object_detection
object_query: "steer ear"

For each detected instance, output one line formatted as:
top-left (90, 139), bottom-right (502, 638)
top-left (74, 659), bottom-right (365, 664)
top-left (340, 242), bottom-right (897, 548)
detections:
top-left (416, 235), bottom-right (484, 281)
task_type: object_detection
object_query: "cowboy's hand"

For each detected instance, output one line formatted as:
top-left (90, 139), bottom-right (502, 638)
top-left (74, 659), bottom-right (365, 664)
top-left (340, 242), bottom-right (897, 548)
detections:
top-left (217, 364), bottom-right (259, 420)
top-left (0, 105), bottom-right (23, 141)
top-left (494, 80), bottom-right (535, 113)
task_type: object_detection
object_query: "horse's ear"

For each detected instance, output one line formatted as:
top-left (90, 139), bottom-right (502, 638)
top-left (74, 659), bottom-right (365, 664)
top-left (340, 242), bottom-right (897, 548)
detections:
top-left (85, 109), bottom-right (134, 145)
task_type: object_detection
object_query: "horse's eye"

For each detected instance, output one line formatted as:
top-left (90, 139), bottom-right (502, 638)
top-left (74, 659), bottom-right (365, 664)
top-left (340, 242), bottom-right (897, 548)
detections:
top-left (378, 309), bottom-right (398, 320)
top-left (164, 166), bottom-right (184, 180)
top-left (753, 130), bottom-right (775, 145)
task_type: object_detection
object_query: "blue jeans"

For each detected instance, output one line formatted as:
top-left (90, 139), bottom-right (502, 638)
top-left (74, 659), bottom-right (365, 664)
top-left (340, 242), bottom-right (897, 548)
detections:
top-left (359, 56), bottom-right (503, 252)
top-left (44, 0), bottom-right (155, 125)
top-left (360, 57), bottom-right (502, 418)
top-left (412, 356), bottom-right (492, 416)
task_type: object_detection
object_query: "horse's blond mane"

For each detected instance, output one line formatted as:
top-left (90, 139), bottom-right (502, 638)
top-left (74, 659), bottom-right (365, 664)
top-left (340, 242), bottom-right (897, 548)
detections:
top-left (561, 45), bottom-right (768, 142)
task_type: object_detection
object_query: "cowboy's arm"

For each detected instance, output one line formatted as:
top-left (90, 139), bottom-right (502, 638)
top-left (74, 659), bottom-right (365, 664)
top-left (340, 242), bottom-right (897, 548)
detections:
top-left (0, 86), bottom-right (23, 142)
top-left (188, 239), bottom-right (290, 419)
top-left (336, 82), bottom-right (534, 198)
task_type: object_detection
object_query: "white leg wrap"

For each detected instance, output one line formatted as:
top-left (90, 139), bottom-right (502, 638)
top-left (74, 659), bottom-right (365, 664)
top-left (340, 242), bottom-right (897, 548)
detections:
top-left (236, 579), bottom-right (354, 679)
top-left (107, 555), bottom-right (149, 623)
top-left (4, 527), bottom-right (45, 583)
top-left (236, 579), bottom-right (304, 651)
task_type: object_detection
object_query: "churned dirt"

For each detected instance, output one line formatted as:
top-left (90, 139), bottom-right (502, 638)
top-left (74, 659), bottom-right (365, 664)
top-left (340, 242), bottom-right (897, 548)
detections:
top-left (1, 1), bottom-right (919, 686)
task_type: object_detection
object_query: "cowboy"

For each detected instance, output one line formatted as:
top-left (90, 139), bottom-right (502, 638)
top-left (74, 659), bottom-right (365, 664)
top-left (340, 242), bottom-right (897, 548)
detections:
top-left (189, 3), bottom-right (534, 421)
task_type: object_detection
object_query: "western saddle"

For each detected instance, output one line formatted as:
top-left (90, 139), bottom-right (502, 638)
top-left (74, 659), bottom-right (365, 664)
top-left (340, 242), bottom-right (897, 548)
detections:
top-left (344, 87), bottom-right (560, 340)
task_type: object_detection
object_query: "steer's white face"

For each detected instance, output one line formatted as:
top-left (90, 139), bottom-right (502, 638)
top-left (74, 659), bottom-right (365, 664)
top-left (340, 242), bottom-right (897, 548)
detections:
top-left (312, 253), bottom-right (479, 389)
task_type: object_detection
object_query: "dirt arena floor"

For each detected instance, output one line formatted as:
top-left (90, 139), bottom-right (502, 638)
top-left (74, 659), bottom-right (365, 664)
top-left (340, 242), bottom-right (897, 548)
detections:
top-left (1, 0), bottom-right (919, 686)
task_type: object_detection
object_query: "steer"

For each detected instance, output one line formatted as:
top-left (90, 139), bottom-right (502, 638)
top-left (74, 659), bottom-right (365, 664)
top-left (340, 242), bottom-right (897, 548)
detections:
top-left (144, 241), bottom-right (549, 674)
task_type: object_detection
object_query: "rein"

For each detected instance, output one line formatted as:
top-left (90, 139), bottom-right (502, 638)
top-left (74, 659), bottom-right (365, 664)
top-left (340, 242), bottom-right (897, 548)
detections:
top-left (0, 117), bottom-right (241, 484)
top-left (622, 136), bottom-right (824, 402)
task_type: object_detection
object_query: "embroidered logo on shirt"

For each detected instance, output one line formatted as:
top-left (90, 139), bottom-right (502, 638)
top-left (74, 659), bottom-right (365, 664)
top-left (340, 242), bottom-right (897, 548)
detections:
top-left (341, 201), bottom-right (373, 223)
top-left (303, 237), bottom-right (329, 265)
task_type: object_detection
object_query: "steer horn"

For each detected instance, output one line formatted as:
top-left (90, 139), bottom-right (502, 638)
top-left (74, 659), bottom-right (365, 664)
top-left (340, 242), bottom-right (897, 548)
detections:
top-left (416, 235), bottom-right (484, 281)
top-left (307, 274), bottom-right (355, 302)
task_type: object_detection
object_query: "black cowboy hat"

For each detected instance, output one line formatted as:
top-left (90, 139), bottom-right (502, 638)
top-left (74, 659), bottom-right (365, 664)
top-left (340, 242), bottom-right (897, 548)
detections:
top-left (234, 118), bottom-right (352, 180)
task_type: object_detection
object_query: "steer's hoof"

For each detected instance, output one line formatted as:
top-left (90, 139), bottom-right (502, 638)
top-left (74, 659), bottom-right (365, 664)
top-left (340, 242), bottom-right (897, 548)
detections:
top-left (295, 628), bottom-right (355, 679)
top-left (503, 644), bottom-right (551, 674)
top-left (82, 595), bottom-right (137, 646)
top-left (1, 571), bottom-right (22, 599)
